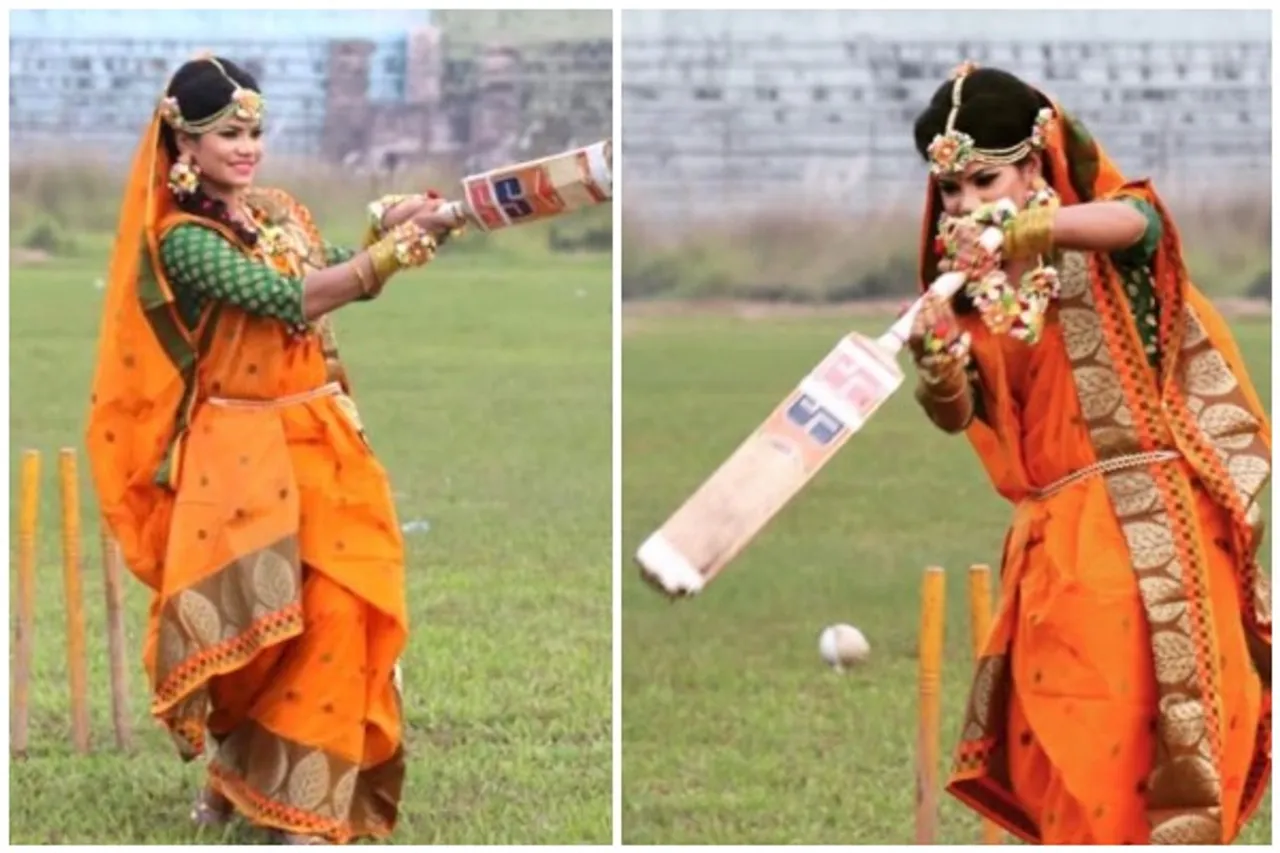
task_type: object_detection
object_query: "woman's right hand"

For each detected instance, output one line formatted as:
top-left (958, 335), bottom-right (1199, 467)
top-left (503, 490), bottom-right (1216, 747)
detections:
top-left (907, 293), bottom-right (961, 365)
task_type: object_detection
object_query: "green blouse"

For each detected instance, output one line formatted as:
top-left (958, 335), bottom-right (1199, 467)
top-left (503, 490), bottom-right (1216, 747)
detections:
top-left (1111, 196), bottom-right (1163, 369)
top-left (159, 224), bottom-right (355, 332)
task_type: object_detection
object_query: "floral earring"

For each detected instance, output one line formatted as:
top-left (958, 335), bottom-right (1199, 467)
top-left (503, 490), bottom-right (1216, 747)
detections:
top-left (169, 154), bottom-right (200, 200)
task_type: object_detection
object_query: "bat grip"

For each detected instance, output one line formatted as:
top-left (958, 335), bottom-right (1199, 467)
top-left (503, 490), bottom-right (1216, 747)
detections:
top-left (438, 200), bottom-right (470, 228)
top-left (877, 226), bottom-right (1003, 353)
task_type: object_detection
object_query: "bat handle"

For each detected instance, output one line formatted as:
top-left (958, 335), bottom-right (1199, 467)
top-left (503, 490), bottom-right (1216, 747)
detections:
top-left (876, 226), bottom-right (1003, 353)
top-left (878, 271), bottom-right (966, 353)
top-left (438, 200), bottom-right (470, 229)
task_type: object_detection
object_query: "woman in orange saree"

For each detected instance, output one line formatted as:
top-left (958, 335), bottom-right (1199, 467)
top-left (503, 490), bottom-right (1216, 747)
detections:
top-left (84, 55), bottom-right (459, 844)
top-left (904, 64), bottom-right (1270, 844)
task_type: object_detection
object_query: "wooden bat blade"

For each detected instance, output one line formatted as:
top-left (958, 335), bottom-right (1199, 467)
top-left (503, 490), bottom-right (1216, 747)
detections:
top-left (635, 234), bottom-right (997, 599)
top-left (637, 331), bottom-right (906, 596)
top-left (446, 139), bottom-right (612, 232)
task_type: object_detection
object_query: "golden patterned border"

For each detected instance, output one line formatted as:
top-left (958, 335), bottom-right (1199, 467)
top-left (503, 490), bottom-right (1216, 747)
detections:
top-left (1060, 249), bottom-right (1227, 843)
top-left (948, 652), bottom-right (1040, 841)
top-left (211, 718), bottom-right (405, 842)
top-left (153, 536), bottom-right (304, 714)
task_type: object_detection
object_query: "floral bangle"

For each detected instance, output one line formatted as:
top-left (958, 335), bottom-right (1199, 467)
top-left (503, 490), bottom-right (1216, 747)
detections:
top-left (366, 194), bottom-right (414, 232)
top-left (390, 222), bottom-right (438, 269)
top-left (367, 221), bottom-right (439, 285)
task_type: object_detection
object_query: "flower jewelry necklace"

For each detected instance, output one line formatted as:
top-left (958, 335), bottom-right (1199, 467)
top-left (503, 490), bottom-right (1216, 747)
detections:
top-left (231, 201), bottom-right (309, 282)
top-left (936, 182), bottom-right (1062, 346)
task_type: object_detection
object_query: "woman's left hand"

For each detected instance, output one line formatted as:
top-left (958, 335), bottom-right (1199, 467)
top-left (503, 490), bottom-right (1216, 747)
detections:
top-left (385, 193), bottom-right (436, 222)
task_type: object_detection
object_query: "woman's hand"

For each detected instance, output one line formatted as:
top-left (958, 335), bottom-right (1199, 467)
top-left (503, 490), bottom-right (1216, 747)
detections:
top-left (376, 192), bottom-right (458, 235)
top-left (905, 292), bottom-right (974, 433)
top-left (408, 195), bottom-right (463, 237)
top-left (907, 293), bottom-right (961, 365)
top-left (936, 216), bottom-right (997, 277)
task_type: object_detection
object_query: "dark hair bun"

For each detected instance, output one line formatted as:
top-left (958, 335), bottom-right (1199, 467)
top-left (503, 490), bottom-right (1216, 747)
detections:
top-left (165, 56), bottom-right (260, 126)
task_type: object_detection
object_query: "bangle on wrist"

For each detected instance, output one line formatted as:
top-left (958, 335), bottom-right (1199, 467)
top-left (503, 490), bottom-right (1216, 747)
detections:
top-left (351, 261), bottom-right (379, 298)
top-left (920, 363), bottom-right (965, 390)
top-left (367, 222), bottom-right (439, 286)
top-left (1002, 205), bottom-right (1056, 261)
top-left (924, 379), bottom-right (970, 404)
top-left (918, 346), bottom-right (970, 383)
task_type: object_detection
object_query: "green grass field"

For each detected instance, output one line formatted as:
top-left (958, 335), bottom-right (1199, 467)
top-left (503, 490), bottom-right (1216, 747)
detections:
top-left (9, 241), bottom-right (613, 844)
top-left (620, 308), bottom-right (1272, 845)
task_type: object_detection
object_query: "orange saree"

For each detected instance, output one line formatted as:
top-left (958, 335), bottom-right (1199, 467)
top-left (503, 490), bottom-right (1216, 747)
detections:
top-left (85, 115), bottom-right (408, 842)
top-left (916, 101), bottom-right (1271, 843)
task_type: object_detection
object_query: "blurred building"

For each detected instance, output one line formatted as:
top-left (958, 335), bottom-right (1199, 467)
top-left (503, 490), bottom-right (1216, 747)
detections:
top-left (621, 10), bottom-right (1271, 220)
top-left (9, 9), bottom-right (611, 170)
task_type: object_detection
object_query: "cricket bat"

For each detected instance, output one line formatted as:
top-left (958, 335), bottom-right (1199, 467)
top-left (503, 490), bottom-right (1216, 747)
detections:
top-left (636, 227), bottom-right (1003, 598)
top-left (439, 139), bottom-right (612, 232)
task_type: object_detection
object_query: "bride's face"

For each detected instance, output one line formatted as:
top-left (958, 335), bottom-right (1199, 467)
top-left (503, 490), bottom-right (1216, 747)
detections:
top-left (935, 153), bottom-right (1043, 217)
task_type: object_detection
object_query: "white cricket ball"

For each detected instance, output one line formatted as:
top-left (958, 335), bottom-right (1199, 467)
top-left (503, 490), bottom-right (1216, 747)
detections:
top-left (819, 623), bottom-right (870, 670)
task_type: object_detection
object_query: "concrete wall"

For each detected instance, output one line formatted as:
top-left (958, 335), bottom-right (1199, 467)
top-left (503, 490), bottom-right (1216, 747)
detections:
top-left (621, 11), bottom-right (1271, 223)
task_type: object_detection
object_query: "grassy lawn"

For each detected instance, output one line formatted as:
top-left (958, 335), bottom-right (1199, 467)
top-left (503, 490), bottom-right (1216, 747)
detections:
top-left (9, 238), bottom-right (613, 844)
top-left (620, 308), bottom-right (1272, 845)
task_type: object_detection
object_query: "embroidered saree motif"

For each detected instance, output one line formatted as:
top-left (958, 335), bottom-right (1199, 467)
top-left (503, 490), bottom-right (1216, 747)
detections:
top-left (153, 536), bottom-right (304, 716)
top-left (211, 720), bottom-right (406, 841)
top-left (1057, 248), bottom-right (1270, 842)
top-left (1058, 251), bottom-right (1221, 841)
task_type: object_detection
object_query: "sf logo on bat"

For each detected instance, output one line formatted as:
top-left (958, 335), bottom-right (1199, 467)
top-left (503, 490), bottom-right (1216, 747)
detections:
top-left (813, 347), bottom-right (896, 418)
top-left (466, 171), bottom-right (567, 229)
top-left (785, 394), bottom-right (846, 447)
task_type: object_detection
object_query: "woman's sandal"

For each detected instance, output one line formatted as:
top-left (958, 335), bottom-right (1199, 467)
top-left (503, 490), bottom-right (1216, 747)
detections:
top-left (190, 787), bottom-right (234, 828)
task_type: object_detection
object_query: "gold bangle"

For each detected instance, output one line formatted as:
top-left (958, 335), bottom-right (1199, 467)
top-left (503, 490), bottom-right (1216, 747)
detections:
top-left (367, 222), bottom-right (439, 286)
top-left (1003, 205), bottom-right (1056, 260)
top-left (919, 355), bottom-right (967, 387)
top-left (914, 377), bottom-right (975, 433)
top-left (351, 261), bottom-right (376, 297)
top-left (366, 236), bottom-right (400, 286)
top-left (918, 362), bottom-right (970, 400)
top-left (926, 381), bottom-right (971, 404)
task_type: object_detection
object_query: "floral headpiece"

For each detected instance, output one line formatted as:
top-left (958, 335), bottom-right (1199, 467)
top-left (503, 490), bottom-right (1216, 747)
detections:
top-left (926, 61), bottom-right (1053, 176)
top-left (156, 53), bottom-right (266, 135)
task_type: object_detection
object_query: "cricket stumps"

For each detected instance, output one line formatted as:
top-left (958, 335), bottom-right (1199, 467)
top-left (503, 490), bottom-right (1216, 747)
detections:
top-left (914, 563), bottom-right (1004, 845)
top-left (11, 446), bottom-right (133, 758)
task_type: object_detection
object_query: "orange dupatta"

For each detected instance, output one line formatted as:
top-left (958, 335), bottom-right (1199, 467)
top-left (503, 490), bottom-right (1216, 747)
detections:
top-left (85, 113), bottom-right (213, 591)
